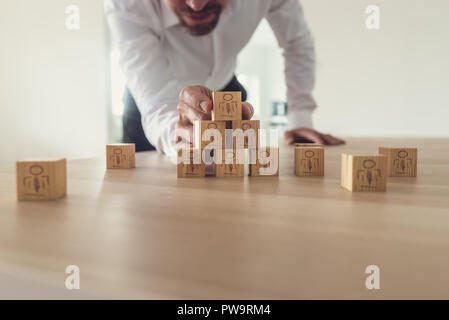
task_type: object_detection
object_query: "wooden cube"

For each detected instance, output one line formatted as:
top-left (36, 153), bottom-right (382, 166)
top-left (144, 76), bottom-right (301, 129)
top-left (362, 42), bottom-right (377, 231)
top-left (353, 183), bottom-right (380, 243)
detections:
top-left (379, 147), bottom-right (417, 177)
top-left (294, 145), bottom-right (324, 176)
top-left (16, 158), bottom-right (67, 201)
top-left (212, 91), bottom-right (242, 121)
top-left (216, 148), bottom-right (244, 178)
top-left (106, 144), bottom-right (135, 169)
top-left (341, 154), bottom-right (387, 192)
top-left (177, 148), bottom-right (205, 178)
top-left (249, 147), bottom-right (279, 177)
top-left (232, 120), bottom-right (260, 149)
top-left (193, 120), bottom-right (226, 164)
top-left (205, 164), bottom-right (216, 177)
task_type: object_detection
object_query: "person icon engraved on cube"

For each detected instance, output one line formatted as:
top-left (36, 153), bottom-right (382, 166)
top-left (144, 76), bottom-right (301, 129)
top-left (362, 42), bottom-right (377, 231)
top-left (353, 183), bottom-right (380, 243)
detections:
top-left (110, 148), bottom-right (127, 168)
top-left (357, 159), bottom-right (382, 189)
top-left (207, 123), bottom-right (218, 143)
top-left (225, 150), bottom-right (236, 174)
top-left (187, 151), bottom-right (197, 175)
top-left (219, 93), bottom-right (237, 115)
top-left (300, 150), bottom-right (320, 173)
top-left (23, 165), bottom-right (50, 195)
top-left (242, 122), bottom-right (252, 146)
top-left (204, 123), bottom-right (219, 163)
top-left (393, 150), bottom-right (413, 174)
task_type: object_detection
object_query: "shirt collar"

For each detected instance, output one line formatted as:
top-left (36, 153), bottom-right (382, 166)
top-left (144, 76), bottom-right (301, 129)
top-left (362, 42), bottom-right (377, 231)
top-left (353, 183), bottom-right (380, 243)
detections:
top-left (161, 0), bottom-right (236, 30)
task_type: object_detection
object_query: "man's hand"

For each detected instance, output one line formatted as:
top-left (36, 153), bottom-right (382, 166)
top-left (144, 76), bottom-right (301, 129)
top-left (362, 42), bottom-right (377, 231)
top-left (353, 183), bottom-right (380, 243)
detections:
top-left (284, 128), bottom-right (345, 146)
top-left (175, 85), bottom-right (254, 148)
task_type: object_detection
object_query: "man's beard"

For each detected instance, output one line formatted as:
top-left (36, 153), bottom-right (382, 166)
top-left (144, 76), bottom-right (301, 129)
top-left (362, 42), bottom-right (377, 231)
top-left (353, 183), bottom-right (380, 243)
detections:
top-left (175, 3), bottom-right (223, 36)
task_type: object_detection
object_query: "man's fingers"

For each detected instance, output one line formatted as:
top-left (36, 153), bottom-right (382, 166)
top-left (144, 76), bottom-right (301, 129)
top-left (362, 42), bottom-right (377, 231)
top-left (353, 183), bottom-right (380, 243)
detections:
top-left (321, 134), bottom-right (335, 145)
top-left (179, 86), bottom-right (213, 113)
top-left (242, 102), bottom-right (255, 120)
top-left (284, 131), bottom-right (295, 145)
top-left (294, 129), bottom-right (325, 145)
top-left (177, 101), bottom-right (211, 126)
top-left (322, 134), bottom-right (345, 145)
top-left (334, 136), bottom-right (346, 145)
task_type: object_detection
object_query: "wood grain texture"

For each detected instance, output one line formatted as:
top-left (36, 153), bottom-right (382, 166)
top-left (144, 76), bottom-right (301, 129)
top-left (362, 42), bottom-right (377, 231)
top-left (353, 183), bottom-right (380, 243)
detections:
top-left (341, 154), bottom-right (387, 192)
top-left (193, 120), bottom-right (226, 150)
top-left (379, 147), bottom-right (418, 177)
top-left (216, 149), bottom-right (244, 178)
top-left (231, 120), bottom-right (260, 149)
top-left (294, 146), bottom-right (324, 176)
top-left (212, 91), bottom-right (242, 121)
top-left (1, 138), bottom-right (449, 299)
top-left (177, 148), bottom-right (205, 178)
top-left (106, 144), bottom-right (135, 169)
top-left (249, 147), bottom-right (279, 177)
top-left (16, 158), bottom-right (66, 201)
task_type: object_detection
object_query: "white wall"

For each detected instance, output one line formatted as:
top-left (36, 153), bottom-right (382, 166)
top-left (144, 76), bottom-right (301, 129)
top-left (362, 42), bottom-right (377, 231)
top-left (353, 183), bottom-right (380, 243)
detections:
top-left (237, 0), bottom-right (449, 137)
top-left (0, 0), bottom-right (109, 166)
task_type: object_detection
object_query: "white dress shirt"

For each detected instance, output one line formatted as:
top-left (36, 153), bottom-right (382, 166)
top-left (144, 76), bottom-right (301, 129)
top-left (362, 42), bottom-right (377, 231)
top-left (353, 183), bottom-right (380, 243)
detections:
top-left (104, 0), bottom-right (316, 160)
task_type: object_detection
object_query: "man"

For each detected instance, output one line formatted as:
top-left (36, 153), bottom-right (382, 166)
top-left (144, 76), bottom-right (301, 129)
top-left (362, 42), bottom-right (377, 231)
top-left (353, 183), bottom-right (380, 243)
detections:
top-left (104, 0), bottom-right (344, 160)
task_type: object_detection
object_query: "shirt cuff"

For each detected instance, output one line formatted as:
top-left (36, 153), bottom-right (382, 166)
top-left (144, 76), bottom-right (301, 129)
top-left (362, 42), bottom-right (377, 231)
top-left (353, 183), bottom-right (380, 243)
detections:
top-left (287, 109), bottom-right (314, 130)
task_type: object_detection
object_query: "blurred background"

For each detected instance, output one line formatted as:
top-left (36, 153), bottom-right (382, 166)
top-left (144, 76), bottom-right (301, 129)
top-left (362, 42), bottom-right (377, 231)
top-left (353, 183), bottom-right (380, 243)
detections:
top-left (1, 0), bottom-right (448, 166)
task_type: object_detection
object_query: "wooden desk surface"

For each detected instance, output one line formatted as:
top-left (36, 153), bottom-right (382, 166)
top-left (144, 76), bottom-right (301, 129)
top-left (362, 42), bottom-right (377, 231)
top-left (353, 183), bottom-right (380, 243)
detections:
top-left (1, 138), bottom-right (448, 299)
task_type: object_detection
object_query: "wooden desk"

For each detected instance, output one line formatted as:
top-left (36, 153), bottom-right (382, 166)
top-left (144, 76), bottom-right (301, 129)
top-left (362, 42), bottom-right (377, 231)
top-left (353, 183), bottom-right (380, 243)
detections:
top-left (0, 138), bottom-right (448, 299)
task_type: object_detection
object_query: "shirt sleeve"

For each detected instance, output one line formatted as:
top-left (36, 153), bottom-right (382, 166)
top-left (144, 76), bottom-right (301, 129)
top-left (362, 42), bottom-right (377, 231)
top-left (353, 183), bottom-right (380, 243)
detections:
top-left (266, 0), bottom-right (316, 130)
top-left (104, 0), bottom-right (178, 161)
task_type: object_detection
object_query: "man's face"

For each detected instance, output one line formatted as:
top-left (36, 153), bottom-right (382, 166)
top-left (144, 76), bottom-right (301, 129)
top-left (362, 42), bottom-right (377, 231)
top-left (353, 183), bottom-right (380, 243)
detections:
top-left (164, 0), bottom-right (228, 36)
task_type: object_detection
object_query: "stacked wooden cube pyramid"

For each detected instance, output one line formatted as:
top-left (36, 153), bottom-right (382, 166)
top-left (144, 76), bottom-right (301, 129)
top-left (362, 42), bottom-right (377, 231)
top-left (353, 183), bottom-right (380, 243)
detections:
top-left (177, 91), bottom-right (279, 178)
